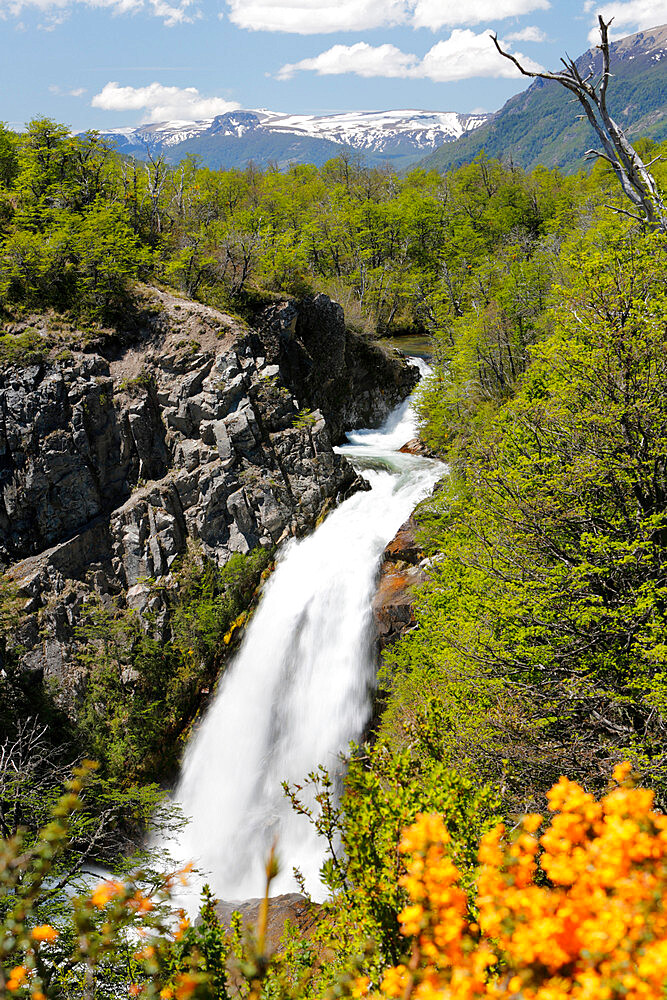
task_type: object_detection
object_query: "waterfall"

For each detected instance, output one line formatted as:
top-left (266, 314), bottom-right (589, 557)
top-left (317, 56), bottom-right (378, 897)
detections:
top-left (166, 362), bottom-right (443, 905)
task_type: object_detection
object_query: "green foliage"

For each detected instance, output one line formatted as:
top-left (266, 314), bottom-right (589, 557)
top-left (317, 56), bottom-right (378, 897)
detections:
top-left (75, 545), bottom-right (272, 782)
top-left (0, 121), bottom-right (151, 319)
top-left (0, 328), bottom-right (45, 364)
top-left (387, 222), bottom-right (667, 813)
top-left (291, 409), bottom-right (317, 430)
top-left (1, 115), bottom-right (657, 343)
top-left (1, 763), bottom-right (164, 999)
top-left (285, 744), bottom-right (499, 985)
top-left (166, 886), bottom-right (231, 1000)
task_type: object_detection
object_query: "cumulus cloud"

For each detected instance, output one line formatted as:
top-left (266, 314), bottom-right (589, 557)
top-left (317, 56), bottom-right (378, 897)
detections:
top-left (506, 24), bottom-right (547, 40)
top-left (0, 0), bottom-right (195, 27)
top-left (584, 0), bottom-right (667, 40)
top-left (411, 0), bottom-right (550, 30)
top-left (277, 29), bottom-right (544, 81)
top-left (225, 0), bottom-right (551, 34)
top-left (277, 42), bottom-right (418, 79)
top-left (91, 81), bottom-right (241, 121)
top-left (420, 29), bottom-right (544, 79)
top-left (226, 0), bottom-right (407, 34)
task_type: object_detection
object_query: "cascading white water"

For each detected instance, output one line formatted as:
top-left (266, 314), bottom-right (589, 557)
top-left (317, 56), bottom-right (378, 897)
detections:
top-left (167, 361), bottom-right (443, 905)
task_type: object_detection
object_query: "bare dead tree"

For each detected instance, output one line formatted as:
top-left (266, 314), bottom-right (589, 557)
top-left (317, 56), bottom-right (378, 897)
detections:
top-left (0, 718), bottom-right (73, 838)
top-left (491, 16), bottom-right (667, 233)
top-left (144, 146), bottom-right (170, 237)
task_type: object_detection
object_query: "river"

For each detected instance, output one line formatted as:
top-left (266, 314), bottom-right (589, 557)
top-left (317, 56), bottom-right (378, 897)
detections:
top-left (165, 362), bottom-right (443, 905)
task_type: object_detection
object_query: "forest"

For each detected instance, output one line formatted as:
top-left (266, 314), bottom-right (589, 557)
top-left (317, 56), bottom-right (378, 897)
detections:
top-left (1, 109), bottom-right (667, 999)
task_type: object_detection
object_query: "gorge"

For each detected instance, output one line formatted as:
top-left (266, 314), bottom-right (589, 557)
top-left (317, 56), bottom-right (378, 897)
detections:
top-left (1, 287), bottom-right (423, 801)
top-left (167, 365), bottom-right (443, 905)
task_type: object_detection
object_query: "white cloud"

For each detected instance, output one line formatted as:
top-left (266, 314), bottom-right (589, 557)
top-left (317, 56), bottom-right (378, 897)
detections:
top-left (226, 0), bottom-right (408, 34)
top-left (224, 0), bottom-right (551, 34)
top-left (49, 83), bottom-right (87, 96)
top-left (584, 0), bottom-right (667, 40)
top-left (506, 24), bottom-right (547, 40)
top-left (420, 29), bottom-right (544, 79)
top-left (411, 0), bottom-right (550, 30)
top-left (277, 29), bottom-right (544, 81)
top-left (0, 0), bottom-right (194, 26)
top-left (277, 42), bottom-right (418, 80)
top-left (91, 81), bottom-right (241, 121)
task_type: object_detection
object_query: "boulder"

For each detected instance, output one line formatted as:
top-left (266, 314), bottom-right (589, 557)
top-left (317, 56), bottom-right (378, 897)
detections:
top-left (214, 893), bottom-right (322, 954)
top-left (398, 437), bottom-right (435, 458)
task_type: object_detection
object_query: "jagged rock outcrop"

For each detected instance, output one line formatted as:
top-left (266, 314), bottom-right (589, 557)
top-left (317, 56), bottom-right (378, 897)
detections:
top-left (255, 294), bottom-right (419, 443)
top-left (2, 288), bottom-right (416, 706)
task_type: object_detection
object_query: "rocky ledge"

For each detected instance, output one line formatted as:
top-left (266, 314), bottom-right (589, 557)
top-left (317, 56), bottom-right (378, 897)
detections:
top-left (214, 893), bottom-right (322, 955)
top-left (1, 289), bottom-right (417, 706)
top-left (373, 514), bottom-right (428, 650)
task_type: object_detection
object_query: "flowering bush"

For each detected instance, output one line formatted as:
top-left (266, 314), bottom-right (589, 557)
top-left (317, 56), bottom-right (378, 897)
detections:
top-left (373, 763), bottom-right (667, 1000)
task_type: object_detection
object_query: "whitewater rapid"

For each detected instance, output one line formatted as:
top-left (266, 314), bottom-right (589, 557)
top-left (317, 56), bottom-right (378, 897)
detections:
top-left (167, 362), bottom-right (443, 904)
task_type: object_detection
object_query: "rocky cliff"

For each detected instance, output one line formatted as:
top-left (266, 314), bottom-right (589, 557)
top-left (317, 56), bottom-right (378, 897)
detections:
top-left (1, 288), bottom-right (417, 709)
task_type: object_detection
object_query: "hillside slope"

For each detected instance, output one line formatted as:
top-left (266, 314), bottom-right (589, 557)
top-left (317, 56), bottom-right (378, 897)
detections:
top-left (421, 23), bottom-right (667, 174)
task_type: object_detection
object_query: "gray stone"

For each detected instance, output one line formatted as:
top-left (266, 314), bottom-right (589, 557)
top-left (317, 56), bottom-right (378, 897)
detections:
top-left (2, 288), bottom-right (416, 713)
top-left (224, 408), bottom-right (257, 455)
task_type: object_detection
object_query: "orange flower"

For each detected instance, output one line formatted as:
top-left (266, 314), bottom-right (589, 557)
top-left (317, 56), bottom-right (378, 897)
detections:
top-left (374, 762), bottom-right (667, 1000)
top-left (31, 925), bottom-right (58, 943)
top-left (174, 973), bottom-right (199, 1000)
top-left (6, 966), bottom-right (28, 991)
top-left (351, 975), bottom-right (371, 998)
top-left (91, 880), bottom-right (124, 908)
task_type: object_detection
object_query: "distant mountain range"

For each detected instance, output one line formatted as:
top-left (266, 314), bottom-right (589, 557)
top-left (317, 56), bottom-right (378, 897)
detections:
top-left (94, 24), bottom-right (665, 176)
top-left (97, 109), bottom-right (491, 171)
top-left (421, 23), bottom-right (667, 175)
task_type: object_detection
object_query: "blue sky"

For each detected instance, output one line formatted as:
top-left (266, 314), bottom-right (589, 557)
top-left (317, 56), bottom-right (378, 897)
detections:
top-left (1, 0), bottom-right (665, 130)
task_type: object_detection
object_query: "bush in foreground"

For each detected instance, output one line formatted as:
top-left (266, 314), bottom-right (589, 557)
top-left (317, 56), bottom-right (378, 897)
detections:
top-left (367, 763), bottom-right (667, 1000)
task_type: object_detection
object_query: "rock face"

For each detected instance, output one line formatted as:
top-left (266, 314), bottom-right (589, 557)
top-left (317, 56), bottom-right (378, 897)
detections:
top-left (2, 288), bottom-right (416, 704)
top-left (255, 294), bottom-right (419, 443)
top-left (373, 514), bottom-right (427, 650)
top-left (214, 893), bottom-right (322, 955)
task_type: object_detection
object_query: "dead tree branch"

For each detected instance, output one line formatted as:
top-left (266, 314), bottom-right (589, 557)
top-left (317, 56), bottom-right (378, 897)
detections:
top-left (491, 16), bottom-right (667, 233)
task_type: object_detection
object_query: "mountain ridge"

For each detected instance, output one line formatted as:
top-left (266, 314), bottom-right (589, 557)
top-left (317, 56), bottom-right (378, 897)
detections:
top-left (420, 23), bottom-right (667, 175)
top-left (95, 108), bottom-right (492, 171)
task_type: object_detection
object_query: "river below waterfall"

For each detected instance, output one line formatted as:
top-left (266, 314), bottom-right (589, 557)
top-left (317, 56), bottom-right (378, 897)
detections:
top-left (165, 362), bottom-right (444, 905)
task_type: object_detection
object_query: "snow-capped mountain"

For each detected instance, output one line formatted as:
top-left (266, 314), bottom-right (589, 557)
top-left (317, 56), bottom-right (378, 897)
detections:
top-left (251, 108), bottom-right (488, 152)
top-left (97, 108), bottom-right (491, 170)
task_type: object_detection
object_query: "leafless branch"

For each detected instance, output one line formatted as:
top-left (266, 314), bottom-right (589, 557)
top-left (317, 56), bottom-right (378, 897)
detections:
top-left (491, 17), bottom-right (667, 232)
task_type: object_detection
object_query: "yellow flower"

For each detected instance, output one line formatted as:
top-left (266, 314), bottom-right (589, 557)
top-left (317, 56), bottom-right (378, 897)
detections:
top-left (351, 975), bottom-right (370, 997)
top-left (374, 769), bottom-right (667, 1000)
top-left (6, 966), bottom-right (28, 991)
top-left (613, 761), bottom-right (633, 784)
